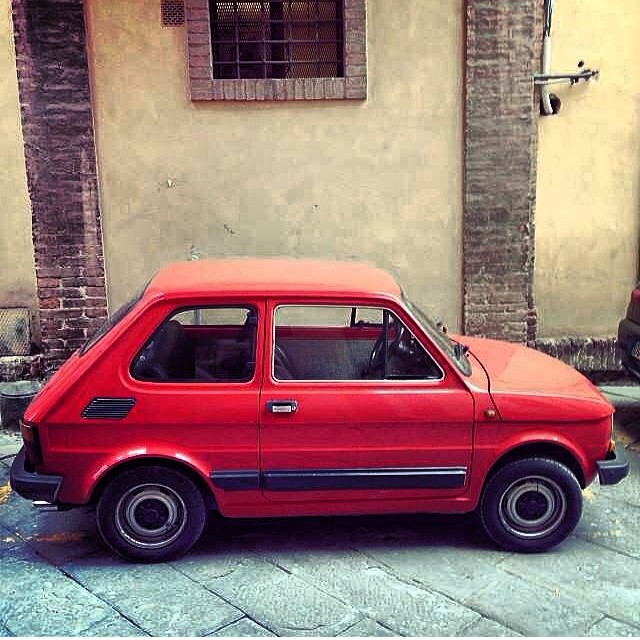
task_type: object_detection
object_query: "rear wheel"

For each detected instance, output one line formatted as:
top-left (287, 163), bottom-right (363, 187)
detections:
top-left (480, 457), bottom-right (582, 552)
top-left (97, 465), bottom-right (206, 562)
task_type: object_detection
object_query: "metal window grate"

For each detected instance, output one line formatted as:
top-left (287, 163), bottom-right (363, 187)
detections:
top-left (0, 308), bottom-right (30, 356)
top-left (210, 0), bottom-right (344, 79)
top-left (162, 0), bottom-right (185, 26)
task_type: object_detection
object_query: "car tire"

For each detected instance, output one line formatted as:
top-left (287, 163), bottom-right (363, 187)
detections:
top-left (96, 465), bottom-right (207, 562)
top-left (480, 457), bottom-right (582, 553)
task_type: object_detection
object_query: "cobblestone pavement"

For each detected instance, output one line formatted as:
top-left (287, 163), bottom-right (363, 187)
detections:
top-left (0, 386), bottom-right (639, 637)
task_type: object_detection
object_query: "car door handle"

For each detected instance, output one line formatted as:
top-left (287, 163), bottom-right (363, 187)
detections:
top-left (266, 400), bottom-right (298, 414)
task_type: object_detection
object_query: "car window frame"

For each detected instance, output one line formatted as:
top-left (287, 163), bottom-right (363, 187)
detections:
top-left (129, 303), bottom-right (260, 385)
top-left (270, 302), bottom-right (445, 384)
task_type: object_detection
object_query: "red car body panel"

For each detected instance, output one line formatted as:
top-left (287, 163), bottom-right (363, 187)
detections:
top-left (20, 259), bottom-right (615, 518)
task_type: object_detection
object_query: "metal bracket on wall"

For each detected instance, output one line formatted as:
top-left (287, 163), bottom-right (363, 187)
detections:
top-left (536, 0), bottom-right (600, 116)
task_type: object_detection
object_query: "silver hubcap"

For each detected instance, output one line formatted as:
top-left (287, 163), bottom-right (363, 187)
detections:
top-left (498, 475), bottom-right (567, 540)
top-left (115, 483), bottom-right (186, 549)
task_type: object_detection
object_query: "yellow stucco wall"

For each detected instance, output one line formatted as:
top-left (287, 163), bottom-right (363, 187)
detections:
top-left (0, 3), bottom-right (35, 313)
top-left (86, 0), bottom-right (464, 328)
top-left (535, 1), bottom-right (640, 337)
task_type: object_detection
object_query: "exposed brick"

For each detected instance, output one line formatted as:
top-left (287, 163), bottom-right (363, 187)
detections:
top-left (12, 0), bottom-right (108, 374)
top-left (40, 298), bottom-right (60, 310)
top-left (38, 278), bottom-right (60, 288)
top-left (85, 308), bottom-right (108, 319)
top-left (64, 317), bottom-right (92, 329)
top-left (62, 299), bottom-right (83, 309)
top-left (61, 288), bottom-right (83, 299)
top-left (463, 0), bottom-right (540, 345)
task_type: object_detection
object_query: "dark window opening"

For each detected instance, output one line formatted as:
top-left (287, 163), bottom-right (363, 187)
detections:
top-left (131, 307), bottom-right (258, 383)
top-left (210, 0), bottom-right (344, 80)
top-left (273, 305), bottom-right (443, 382)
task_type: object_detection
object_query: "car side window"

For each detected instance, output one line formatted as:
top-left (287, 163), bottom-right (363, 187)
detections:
top-left (131, 306), bottom-right (257, 382)
top-left (273, 305), bottom-right (442, 381)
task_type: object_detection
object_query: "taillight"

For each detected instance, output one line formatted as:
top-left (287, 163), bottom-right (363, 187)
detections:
top-left (20, 420), bottom-right (42, 466)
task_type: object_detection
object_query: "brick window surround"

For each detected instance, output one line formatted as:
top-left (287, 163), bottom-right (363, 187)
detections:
top-left (186, 0), bottom-right (366, 100)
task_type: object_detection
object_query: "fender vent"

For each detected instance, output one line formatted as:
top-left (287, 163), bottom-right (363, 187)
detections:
top-left (82, 397), bottom-right (135, 419)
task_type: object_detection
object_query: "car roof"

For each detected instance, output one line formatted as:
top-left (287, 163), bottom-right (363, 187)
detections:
top-left (145, 258), bottom-right (402, 299)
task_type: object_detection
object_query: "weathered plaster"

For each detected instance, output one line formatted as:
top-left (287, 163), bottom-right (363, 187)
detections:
top-left (86, 0), bottom-right (464, 328)
top-left (0, 3), bottom-right (35, 316)
top-left (535, 0), bottom-right (640, 338)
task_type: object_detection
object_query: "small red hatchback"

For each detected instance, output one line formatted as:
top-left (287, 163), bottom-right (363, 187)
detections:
top-left (11, 259), bottom-right (628, 561)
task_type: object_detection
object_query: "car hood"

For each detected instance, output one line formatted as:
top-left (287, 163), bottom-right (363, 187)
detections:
top-left (460, 336), bottom-right (613, 421)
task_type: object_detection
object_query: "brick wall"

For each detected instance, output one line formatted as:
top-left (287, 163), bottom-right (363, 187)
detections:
top-left (463, 0), bottom-right (540, 345)
top-left (12, 0), bottom-right (107, 374)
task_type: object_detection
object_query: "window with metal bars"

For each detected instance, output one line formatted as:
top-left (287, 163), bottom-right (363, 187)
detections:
top-left (210, 0), bottom-right (344, 80)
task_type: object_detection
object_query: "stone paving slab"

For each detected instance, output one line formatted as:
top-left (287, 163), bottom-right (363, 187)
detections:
top-left (586, 616), bottom-right (640, 637)
top-left (500, 536), bottom-right (640, 630)
top-left (172, 548), bottom-right (362, 636)
top-left (576, 495), bottom-right (640, 558)
top-left (0, 522), bottom-right (20, 551)
top-left (459, 616), bottom-right (521, 637)
top-left (0, 544), bottom-right (143, 637)
top-left (358, 539), bottom-right (513, 603)
top-left (251, 545), bottom-right (480, 636)
top-left (0, 434), bottom-right (20, 462)
top-left (462, 566), bottom-right (603, 636)
top-left (336, 618), bottom-right (396, 636)
top-left (65, 555), bottom-right (243, 637)
top-left (207, 617), bottom-right (275, 637)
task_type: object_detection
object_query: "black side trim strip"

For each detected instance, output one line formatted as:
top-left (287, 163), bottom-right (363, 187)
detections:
top-left (262, 467), bottom-right (467, 491)
top-left (210, 470), bottom-right (261, 491)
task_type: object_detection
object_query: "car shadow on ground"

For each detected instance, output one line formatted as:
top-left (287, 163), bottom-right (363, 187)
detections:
top-left (13, 506), bottom-right (497, 567)
top-left (190, 510), bottom-right (497, 560)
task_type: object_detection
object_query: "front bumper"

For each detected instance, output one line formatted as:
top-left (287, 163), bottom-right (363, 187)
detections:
top-left (10, 447), bottom-right (63, 502)
top-left (596, 446), bottom-right (629, 485)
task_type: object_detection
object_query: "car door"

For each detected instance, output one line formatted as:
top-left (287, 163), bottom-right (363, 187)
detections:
top-left (121, 300), bottom-right (265, 509)
top-left (259, 299), bottom-right (475, 507)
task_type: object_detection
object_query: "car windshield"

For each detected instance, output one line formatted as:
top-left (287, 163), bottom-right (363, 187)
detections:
top-left (403, 296), bottom-right (472, 376)
top-left (80, 287), bottom-right (145, 355)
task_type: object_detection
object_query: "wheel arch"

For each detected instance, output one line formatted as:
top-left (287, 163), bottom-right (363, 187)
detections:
top-left (484, 441), bottom-right (586, 489)
top-left (88, 456), bottom-right (217, 510)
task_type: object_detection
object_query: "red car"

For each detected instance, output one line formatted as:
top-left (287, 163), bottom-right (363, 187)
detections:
top-left (11, 259), bottom-right (628, 561)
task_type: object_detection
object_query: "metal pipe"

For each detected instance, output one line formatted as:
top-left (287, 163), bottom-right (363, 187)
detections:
top-left (540, 0), bottom-right (554, 115)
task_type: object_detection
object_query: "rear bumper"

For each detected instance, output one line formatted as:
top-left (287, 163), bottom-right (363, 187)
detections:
top-left (596, 446), bottom-right (629, 486)
top-left (9, 447), bottom-right (63, 502)
top-left (617, 318), bottom-right (640, 379)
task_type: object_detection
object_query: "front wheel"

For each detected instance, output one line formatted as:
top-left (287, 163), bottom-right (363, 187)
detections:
top-left (480, 457), bottom-right (582, 552)
top-left (97, 465), bottom-right (207, 562)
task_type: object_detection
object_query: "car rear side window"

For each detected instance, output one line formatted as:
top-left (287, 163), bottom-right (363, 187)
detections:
top-left (131, 306), bottom-right (257, 383)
